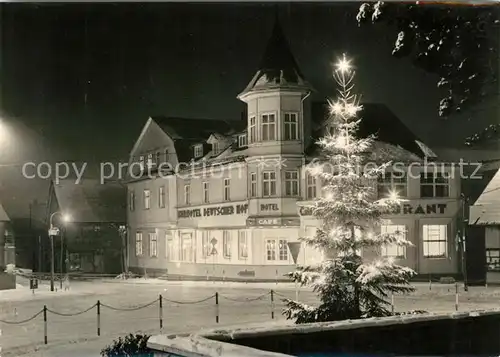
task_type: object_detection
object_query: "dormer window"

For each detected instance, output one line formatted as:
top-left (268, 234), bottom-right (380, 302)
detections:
top-left (238, 134), bottom-right (247, 147)
top-left (194, 144), bottom-right (203, 158)
top-left (212, 142), bottom-right (219, 155)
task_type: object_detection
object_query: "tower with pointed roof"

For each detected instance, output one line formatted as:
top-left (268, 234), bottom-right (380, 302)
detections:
top-left (237, 16), bottom-right (312, 157)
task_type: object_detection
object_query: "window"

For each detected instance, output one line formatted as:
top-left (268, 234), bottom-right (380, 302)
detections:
top-left (147, 153), bottom-right (154, 168)
top-left (422, 224), bottom-right (448, 258)
top-left (223, 178), bottom-right (231, 201)
top-left (266, 239), bottom-right (288, 261)
top-left (262, 171), bottom-right (277, 197)
top-left (164, 149), bottom-right (169, 163)
top-left (166, 231), bottom-right (174, 260)
top-left (155, 152), bottom-right (161, 166)
top-left (238, 231), bottom-right (248, 259)
top-left (250, 173), bottom-right (257, 197)
top-left (284, 113), bottom-right (298, 140)
top-left (143, 189), bottom-right (151, 210)
top-left (135, 232), bottom-right (143, 256)
top-left (238, 134), bottom-right (247, 147)
top-left (159, 186), bottom-right (166, 208)
top-left (212, 142), bottom-right (219, 155)
top-left (202, 182), bottom-right (209, 204)
top-left (380, 225), bottom-right (406, 258)
top-left (149, 233), bottom-right (158, 257)
top-left (378, 172), bottom-right (407, 198)
top-left (420, 172), bottom-right (450, 198)
top-left (129, 191), bottom-right (135, 211)
top-left (261, 114), bottom-right (276, 141)
top-left (285, 171), bottom-right (299, 196)
top-left (486, 249), bottom-right (500, 272)
top-left (223, 231), bottom-right (231, 258)
top-left (249, 117), bottom-right (256, 143)
top-left (194, 144), bottom-right (203, 158)
top-left (139, 156), bottom-right (145, 169)
top-left (306, 174), bottom-right (317, 199)
top-left (184, 184), bottom-right (190, 205)
top-left (180, 233), bottom-right (193, 262)
top-left (202, 231), bottom-right (210, 258)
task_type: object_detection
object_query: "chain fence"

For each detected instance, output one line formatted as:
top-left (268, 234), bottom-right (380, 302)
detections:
top-left (0, 282), bottom-right (469, 346)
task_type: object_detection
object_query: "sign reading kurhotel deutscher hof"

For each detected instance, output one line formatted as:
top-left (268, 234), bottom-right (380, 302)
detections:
top-left (178, 203), bottom-right (249, 219)
top-left (299, 203), bottom-right (449, 217)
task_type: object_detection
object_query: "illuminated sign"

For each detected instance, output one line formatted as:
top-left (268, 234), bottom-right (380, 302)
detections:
top-left (247, 217), bottom-right (300, 226)
top-left (178, 204), bottom-right (249, 218)
top-left (298, 203), bottom-right (448, 216)
top-left (260, 203), bottom-right (279, 211)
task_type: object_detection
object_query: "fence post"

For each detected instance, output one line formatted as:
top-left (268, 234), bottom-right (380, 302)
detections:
top-left (270, 290), bottom-right (275, 319)
top-left (391, 293), bottom-right (395, 314)
top-left (43, 305), bottom-right (47, 345)
top-left (159, 294), bottom-right (163, 330)
top-left (97, 300), bottom-right (101, 336)
top-left (455, 283), bottom-right (459, 311)
top-left (215, 292), bottom-right (219, 323)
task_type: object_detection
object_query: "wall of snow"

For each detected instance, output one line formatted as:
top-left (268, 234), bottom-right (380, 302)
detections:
top-left (148, 310), bottom-right (500, 356)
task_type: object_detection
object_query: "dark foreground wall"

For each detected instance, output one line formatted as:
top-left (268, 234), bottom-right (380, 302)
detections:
top-left (149, 311), bottom-right (500, 357)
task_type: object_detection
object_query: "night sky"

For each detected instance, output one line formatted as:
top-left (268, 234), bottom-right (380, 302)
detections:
top-left (0, 3), bottom-right (496, 217)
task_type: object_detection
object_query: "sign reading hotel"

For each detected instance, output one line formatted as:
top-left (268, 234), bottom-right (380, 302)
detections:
top-left (298, 203), bottom-right (448, 216)
top-left (178, 203), bottom-right (249, 218)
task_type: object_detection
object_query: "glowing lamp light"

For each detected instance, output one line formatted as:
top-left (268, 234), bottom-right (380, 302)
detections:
top-left (335, 135), bottom-right (348, 148)
top-left (335, 54), bottom-right (351, 73)
top-left (345, 103), bottom-right (360, 116)
top-left (62, 214), bottom-right (71, 223)
top-left (388, 190), bottom-right (399, 201)
top-left (330, 101), bottom-right (344, 115)
top-left (325, 192), bottom-right (335, 200)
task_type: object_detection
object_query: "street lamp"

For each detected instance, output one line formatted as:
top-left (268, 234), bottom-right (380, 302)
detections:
top-left (48, 212), bottom-right (70, 292)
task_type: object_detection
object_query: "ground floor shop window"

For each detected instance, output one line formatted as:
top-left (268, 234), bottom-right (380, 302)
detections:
top-left (223, 231), bottom-right (232, 258)
top-left (166, 231), bottom-right (174, 260)
top-left (135, 232), bottom-right (143, 256)
top-left (486, 248), bottom-right (500, 272)
top-left (149, 233), bottom-right (158, 257)
top-left (266, 239), bottom-right (288, 261)
top-left (380, 224), bottom-right (406, 258)
top-left (422, 224), bottom-right (448, 258)
top-left (181, 233), bottom-right (193, 262)
top-left (238, 231), bottom-right (248, 259)
top-left (202, 231), bottom-right (210, 258)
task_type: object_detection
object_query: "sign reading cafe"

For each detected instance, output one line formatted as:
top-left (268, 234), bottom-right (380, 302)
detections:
top-left (178, 204), bottom-right (249, 218)
top-left (298, 203), bottom-right (448, 216)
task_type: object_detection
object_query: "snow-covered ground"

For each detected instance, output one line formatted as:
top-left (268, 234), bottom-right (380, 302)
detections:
top-left (1, 280), bottom-right (499, 357)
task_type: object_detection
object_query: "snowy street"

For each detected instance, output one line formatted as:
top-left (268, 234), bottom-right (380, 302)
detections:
top-left (1, 279), bottom-right (500, 357)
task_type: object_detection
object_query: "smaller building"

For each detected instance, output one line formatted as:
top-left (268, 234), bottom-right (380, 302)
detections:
top-left (47, 179), bottom-right (127, 274)
top-left (469, 168), bottom-right (500, 285)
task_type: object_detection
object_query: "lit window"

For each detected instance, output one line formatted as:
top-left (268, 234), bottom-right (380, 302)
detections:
top-left (306, 174), bottom-right (317, 199)
top-left (159, 186), bottom-right (165, 208)
top-left (180, 233), bottom-right (193, 262)
top-left (262, 171), bottom-right (276, 197)
top-left (422, 224), bottom-right (448, 258)
top-left (238, 231), bottom-right (248, 259)
top-left (149, 233), bottom-right (158, 257)
top-left (143, 189), bottom-right (150, 210)
top-left (166, 231), bottom-right (174, 260)
top-left (212, 142), bottom-right (219, 155)
top-left (486, 249), bottom-right (500, 272)
top-left (266, 239), bottom-right (288, 261)
top-left (380, 225), bottom-right (406, 258)
top-left (184, 185), bottom-right (190, 205)
top-left (285, 171), bottom-right (299, 196)
top-left (135, 232), bottom-right (143, 256)
top-left (139, 156), bottom-right (145, 170)
top-left (250, 173), bottom-right (257, 197)
top-left (129, 191), bottom-right (135, 211)
top-left (284, 113), bottom-right (298, 140)
top-left (249, 117), bottom-right (256, 143)
top-left (378, 172), bottom-right (407, 198)
top-left (223, 231), bottom-right (232, 258)
top-left (261, 114), bottom-right (276, 141)
top-left (223, 178), bottom-right (231, 201)
top-left (202, 231), bottom-right (210, 258)
top-left (266, 240), bottom-right (276, 261)
top-left (279, 240), bottom-right (288, 261)
top-left (420, 172), bottom-right (449, 198)
top-left (194, 144), bottom-right (203, 158)
top-left (147, 153), bottom-right (154, 168)
top-left (238, 134), bottom-right (247, 147)
top-left (164, 149), bottom-right (169, 162)
top-left (202, 182), bottom-right (209, 204)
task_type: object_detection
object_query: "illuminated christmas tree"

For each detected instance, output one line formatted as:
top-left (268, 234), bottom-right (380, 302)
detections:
top-left (284, 54), bottom-right (416, 323)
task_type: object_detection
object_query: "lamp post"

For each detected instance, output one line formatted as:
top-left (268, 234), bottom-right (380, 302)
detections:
top-left (48, 212), bottom-right (70, 292)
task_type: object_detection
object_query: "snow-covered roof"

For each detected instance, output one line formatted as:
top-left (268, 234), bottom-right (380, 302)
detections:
top-left (238, 17), bottom-right (311, 97)
top-left (469, 168), bottom-right (500, 225)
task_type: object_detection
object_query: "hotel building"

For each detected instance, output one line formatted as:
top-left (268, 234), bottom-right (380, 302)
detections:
top-left (126, 20), bottom-right (463, 280)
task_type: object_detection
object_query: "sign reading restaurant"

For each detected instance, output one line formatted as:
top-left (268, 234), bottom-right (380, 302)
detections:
top-left (299, 203), bottom-right (449, 217)
top-left (178, 203), bottom-right (249, 218)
